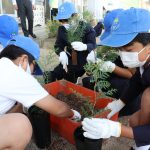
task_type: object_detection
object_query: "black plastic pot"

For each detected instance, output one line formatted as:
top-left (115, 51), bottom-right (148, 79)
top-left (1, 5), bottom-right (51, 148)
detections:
top-left (28, 106), bottom-right (51, 149)
top-left (74, 126), bottom-right (102, 150)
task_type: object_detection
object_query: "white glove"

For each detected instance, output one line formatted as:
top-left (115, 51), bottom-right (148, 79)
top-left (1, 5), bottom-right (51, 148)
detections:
top-left (100, 61), bottom-right (116, 73)
top-left (96, 58), bottom-right (103, 63)
top-left (82, 118), bottom-right (121, 139)
top-left (71, 109), bottom-right (81, 121)
top-left (59, 51), bottom-right (68, 70)
top-left (106, 99), bottom-right (125, 119)
top-left (71, 41), bottom-right (87, 51)
top-left (86, 51), bottom-right (96, 63)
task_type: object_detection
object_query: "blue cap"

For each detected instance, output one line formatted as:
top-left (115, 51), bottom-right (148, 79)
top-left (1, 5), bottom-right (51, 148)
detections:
top-left (8, 35), bottom-right (42, 75)
top-left (0, 15), bottom-right (18, 47)
top-left (101, 8), bottom-right (150, 47)
top-left (55, 2), bottom-right (76, 20)
top-left (100, 9), bottom-right (123, 41)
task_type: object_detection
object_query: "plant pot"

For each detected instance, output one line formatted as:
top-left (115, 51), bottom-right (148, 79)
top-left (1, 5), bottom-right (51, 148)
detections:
top-left (28, 106), bottom-right (51, 149)
top-left (44, 80), bottom-right (118, 144)
top-left (74, 126), bottom-right (102, 150)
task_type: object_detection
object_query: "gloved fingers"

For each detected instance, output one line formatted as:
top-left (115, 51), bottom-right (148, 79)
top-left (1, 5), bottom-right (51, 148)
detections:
top-left (71, 41), bottom-right (81, 45)
top-left (106, 101), bottom-right (114, 110)
top-left (82, 118), bottom-right (101, 130)
top-left (71, 109), bottom-right (81, 121)
top-left (62, 63), bottom-right (68, 72)
top-left (66, 59), bottom-right (68, 65)
top-left (82, 118), bottom-right (98, 130)
top-left (72, 45), bottom-right (79, 50)
top-left (83, 131), bottom-right (100, 139)
top-left (71, 42), bottom-right (78, 48)
top-left (82, 124), bottom-right (97, 133)
top-left (62, 63), bottom-right (67, 69)
top-left (72, 116), bottom-right (81, 121)
top-left (62, 62), bottom-right (65, 69)
top-left (96, 58), bottom-right (103, 63)
top-left (87, 51), bottom-right (96, 63)
top-left (107, 110), bottom-right (116, 119)
top-left (82, 119), bottom-right (97, 131)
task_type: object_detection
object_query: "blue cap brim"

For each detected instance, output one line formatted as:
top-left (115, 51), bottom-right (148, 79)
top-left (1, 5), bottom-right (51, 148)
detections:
top-left (0, 37), bottom-right (9, 47)
top-left (100, 32), bottom-right (138, 47)
top-left (100, 31), bottom-right (110, 41)
top-left (33, 62), bottom-right (43, 75)
top-left (55, 14), bottom-right (72, 20)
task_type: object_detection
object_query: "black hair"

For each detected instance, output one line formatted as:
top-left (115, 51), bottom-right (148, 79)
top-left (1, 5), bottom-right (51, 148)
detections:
top-left (0, 45), bottom-right (34, 65)
top-left (59, 19), bottom-right (69, 23)
top-left (59, 13), bottom-right (77, 23)
top-left (123, 33), bottom-right (150, 47)
top-left (71, 13), bottom-right (77, 17)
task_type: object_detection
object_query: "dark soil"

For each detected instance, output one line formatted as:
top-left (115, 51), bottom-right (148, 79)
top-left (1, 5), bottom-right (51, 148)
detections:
top-left (55, 92), bottom-right (106, 119)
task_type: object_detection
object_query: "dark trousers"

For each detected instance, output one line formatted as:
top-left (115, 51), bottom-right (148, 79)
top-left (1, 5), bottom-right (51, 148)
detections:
top-left (48, 64), bottom-right (85, 83)
top-left (16, 0), bottom-right (34, 36)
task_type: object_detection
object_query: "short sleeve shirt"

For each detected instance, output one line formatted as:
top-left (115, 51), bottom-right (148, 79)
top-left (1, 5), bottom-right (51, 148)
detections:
top-left (0, 58), bottom-right (48, 115)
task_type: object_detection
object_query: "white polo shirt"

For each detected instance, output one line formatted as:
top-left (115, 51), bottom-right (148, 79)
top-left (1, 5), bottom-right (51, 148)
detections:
top-left (0, 57), bottom-right (48, 115)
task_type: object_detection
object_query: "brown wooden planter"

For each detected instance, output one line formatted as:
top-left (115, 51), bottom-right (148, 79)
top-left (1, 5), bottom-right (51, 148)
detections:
top-left (44, 80), bottom-right (118, 145)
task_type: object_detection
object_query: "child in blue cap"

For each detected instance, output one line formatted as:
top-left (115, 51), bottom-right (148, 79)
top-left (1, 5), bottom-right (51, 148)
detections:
top-left (0, 35), bottom-right (81, 148)
top-left (45, 2), bottom-right (96, 83)
top-left (82, 8), bottom-right (150, 150)
top-left (83, 9), bottom-right (138, 111)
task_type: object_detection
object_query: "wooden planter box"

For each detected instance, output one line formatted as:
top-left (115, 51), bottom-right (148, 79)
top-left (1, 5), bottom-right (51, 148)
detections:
top-left (44, 80), bottom-right (118, 145)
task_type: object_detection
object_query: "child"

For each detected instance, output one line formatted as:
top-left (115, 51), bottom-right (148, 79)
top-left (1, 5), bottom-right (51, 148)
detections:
top-left (45, 2), bottom-right (96, 83)
top-left (82, 8), bottom-right (150, 150)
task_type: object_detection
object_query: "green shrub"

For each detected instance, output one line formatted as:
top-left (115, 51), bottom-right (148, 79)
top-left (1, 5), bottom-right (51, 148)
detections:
top-left (83, 10), bottom-right (94, 23)
top-left (46, 20), bottom-right (60, 38)
top-left (96, 46), bottom-right (118, 62)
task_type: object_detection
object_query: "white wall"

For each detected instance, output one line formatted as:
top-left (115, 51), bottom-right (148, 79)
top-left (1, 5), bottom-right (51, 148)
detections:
top-left (86, 0), bottom-right (104, 20)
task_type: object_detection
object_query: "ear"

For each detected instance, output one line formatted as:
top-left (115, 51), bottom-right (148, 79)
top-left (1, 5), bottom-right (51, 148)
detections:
top-left (146, 44), bottom-right (150, 54)
top-left (19, 55), bottom-right (29, 71)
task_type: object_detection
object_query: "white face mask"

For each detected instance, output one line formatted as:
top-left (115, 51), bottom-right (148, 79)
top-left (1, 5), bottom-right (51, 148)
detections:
top-left (63, 23), bottom-right (70, 30)
top-left (19, 63), bottom-right (31, 74)
top-left (119, 47), bottom-right (149, 68)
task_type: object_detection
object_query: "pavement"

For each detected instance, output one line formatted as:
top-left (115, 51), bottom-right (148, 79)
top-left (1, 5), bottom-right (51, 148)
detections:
top-left (18, 24), bottom-right (49, 48)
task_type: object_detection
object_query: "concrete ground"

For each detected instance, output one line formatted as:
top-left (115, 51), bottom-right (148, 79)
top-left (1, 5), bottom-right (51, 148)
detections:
top-left (25, 116), bottom-right (134, 150)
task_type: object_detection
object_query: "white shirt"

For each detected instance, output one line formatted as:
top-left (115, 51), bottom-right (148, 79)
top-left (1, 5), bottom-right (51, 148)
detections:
top-left (12, 0), bottom-right (35, 5)
top-left (0, 58), bottom-right (48, 115)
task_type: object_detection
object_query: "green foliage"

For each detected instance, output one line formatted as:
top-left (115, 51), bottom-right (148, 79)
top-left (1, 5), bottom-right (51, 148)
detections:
top-left (96, 46), bottom-right (119, 62)
top-left (67, 19), bottom-right (89, 44)
top-left (46, 20), bottom-right (60, 38)
top-left (36, 47), bottom-right (58, 85)
top-left (83, 10), bottom-right (94, 23)
top-left (84, 59), bottom-right (117, 116)
top-left (84, 62), bottom-right (117, 97)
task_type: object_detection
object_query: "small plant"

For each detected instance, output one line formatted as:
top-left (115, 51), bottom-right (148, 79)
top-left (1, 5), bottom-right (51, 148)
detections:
top-left (67, 19), bottom-right (89, 44)
top-left (81, 47), bottom-right (118, 117)
top-left (69, 88), bottom-right (108, 119)
top-left (46, 20), bottom-right (60, 38)
top-left (84, 62), bottom-right (116, 116)
top-left (96, 46), bottom-right (118, 62)
top-left (67, 18), bottom-right (90, 65)
top-left (36, 46), bottom-right (59, 85)
top-left (83, 10), bottom-right (94, 24)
